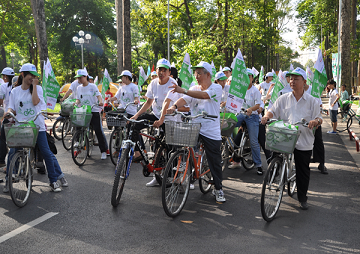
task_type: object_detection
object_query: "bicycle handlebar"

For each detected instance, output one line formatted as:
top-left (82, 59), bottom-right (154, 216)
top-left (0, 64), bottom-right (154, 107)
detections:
top-left (266, 118), bottom-right (309, 127)
top-left (165, 110), bottom-right (217, 120)
top-left (5, 111), bottom-right (48, 124)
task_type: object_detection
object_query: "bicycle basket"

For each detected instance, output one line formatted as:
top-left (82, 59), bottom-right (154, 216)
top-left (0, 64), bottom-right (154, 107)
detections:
top-left (106, 112), bottom-right (127, 127)
top-left (70, 112), bottom-right (92, 127)
top-left (60, 102), bottom-right (74, 116)
top-left (220, 112), bottom-right (238, 137)
top-left (4, 123), bottom-right (40, 148)
top-left (265, 124), bottom-right (300, 154)
top-left (165, 121), bottom-right (201, 147)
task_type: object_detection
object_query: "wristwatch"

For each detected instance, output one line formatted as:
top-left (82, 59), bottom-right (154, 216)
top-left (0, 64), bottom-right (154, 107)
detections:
top-left (183, 89), bottom-right (188, 95)
top-left (317, 118), bottom-right (321, 125)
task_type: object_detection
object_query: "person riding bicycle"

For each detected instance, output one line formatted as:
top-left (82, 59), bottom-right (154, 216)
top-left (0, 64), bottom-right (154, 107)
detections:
top-left (167, 61), bottom-right (226, 203)
top-left (228, 68), bottom-right (263, 175)
top-left (74, 69), bottom-right (109, 160)
top-left (3, 63), bottom-right (68, 193)
top-left (261, 67), bottom-right (322, 210)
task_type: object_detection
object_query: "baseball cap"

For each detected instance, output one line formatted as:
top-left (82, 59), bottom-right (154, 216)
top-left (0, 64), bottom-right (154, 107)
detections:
top-left (156, 58), bottom-right (171, 69)
top-left (283, 71), bottom-right (290, 77)
top-left (288, 67), bottom-right (307, 80)
top-left (19, 63), bottom-right (40, 76)
top-left (215, 71), bottom-right (227, 81)
top-left (88, 75), bottom-right (94, 80)
top-left (1, 67), bottom-right (15, 76)
top-left (151, 71), bottom-right (157, 76)
top-left (265, 72), bottom-right (273, 78)
top-left (247, 68), bottom-right (254, 76)
top-left (222, 67), bottom-right (231, 72)
top-left (117, 70), bottom-right (132, 79)
top-left (191, 61), bottom-right (213, 76)
top-left (74, 69), bottom-right (88, 78)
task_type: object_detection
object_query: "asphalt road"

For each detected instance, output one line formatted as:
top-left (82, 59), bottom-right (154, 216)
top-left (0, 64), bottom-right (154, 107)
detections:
top-left (1, 116), bottom-right (360, 253)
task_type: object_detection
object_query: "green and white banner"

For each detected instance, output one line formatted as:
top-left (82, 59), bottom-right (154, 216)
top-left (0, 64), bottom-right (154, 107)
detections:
top-left (101, 68), bottom-right (111, 101)
top-left (270, 70), bottom-right (286, 104)
top-left (306, 67), bottom-right (314, 86)
top-left (332, 53), bottom-right (341, 87)
top-left (252, 67), bottom-right (259, 77)
top-left (311, 49), bottom-right (327, 98)
top-left (178, 53), bottom-right (193, 90)
top-left (138, 66), bottom-right (148, 94)
top-left (42, 58), bottom-right (60, 110)
top-left (258, 66), bottom-right (264, 82)
top-left (225, 49), bottom-right (249, 113)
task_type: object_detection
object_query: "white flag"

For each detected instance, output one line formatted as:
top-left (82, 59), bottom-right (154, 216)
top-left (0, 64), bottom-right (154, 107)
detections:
top-left (289, 64), bottom-right (294, 71)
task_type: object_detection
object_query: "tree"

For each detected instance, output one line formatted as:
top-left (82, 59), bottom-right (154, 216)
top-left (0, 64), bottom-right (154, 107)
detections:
top-left (116, 0), bottom-right (123, 75)
top-left (340, 0), bottom-right (351, 93)
top-left (123, 0), bottom-right (131, 71)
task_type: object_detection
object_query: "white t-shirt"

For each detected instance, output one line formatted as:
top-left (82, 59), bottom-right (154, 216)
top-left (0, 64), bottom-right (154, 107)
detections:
top-left (221, 85), bottom-right (230, 102)
top-left (76, 83), bottom-right (102, 112)
top-left (0, 82), bottom-right (13, 111)
top-left (145, 77), bottom-right (177, 119)
top-left (114, 82), bottom-right (139, 115)
top-left (164, 90), bottom-right (182, 122)
top-left (243, 86), bottom-right (262, 115)
top-left (260, 81), bottom-right (272, 96)
top-left (328, 88), bottom-right (339, 110)
top-left (69, 80), bottom-right (81, 99)
top-left (9, 86), bottom-right (47, 131)
top-left (183, 83), bottom-right (222, 140)
top-left (0, 78), bottom-right (4, 84)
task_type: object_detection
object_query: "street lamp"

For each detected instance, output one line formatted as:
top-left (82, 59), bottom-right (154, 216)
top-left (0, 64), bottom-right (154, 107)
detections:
top-left (72, 30), bottom-right (92, 69)
top-left (10, 52), bottom-right (15, 70)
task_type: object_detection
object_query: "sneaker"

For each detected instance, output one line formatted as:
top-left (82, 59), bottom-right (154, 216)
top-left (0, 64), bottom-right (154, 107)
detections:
top-left (257, 167), bottom-right (263, 175)
top-left (327, 131), bottom-right (337, 134)
top-left (299, 201), bottom-right (309, 210)
top-left (215, 189), bottom-right (226, 202)
top-left (50, 182), bottom-right (61, 192)
top-left (3, 180), bottom-right (9, 193)
top-left (146, 177), bottom-right (159, 187)
top-left (37, 167), bottom-right (46, 175)
top-left (318, 164), bottom-right (329, 175)
top-left (228, 161), bottom-right (241, 169)
top-left (190, 183), bottom-right (195, 190)
top-left (101, 152), bottom-right (107, 160)
top-left (106, 149), bottom-right (110, 156)
top-left (59, 177), bottom-right (68, 187)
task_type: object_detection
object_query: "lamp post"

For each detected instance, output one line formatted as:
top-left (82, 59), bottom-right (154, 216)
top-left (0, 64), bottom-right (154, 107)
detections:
top-left (10, 52), bottom-right (15, 70)
top-left (72, 30), bottom-right (91, 69)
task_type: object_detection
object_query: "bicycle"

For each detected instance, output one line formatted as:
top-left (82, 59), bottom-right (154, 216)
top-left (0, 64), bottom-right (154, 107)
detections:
top-left (111, 115), bottom-right (172, 207)
top-left (53, 101), bottom-right (74, 141)
top-left (335, 99), bottom-right (353, 132)
top-left (260, 118), bottom-right (310, 222)
top-left (161, 111), bottom-right (217, 217)
top-left (220, 109), bottom-right (255, 171)
top-left (70, 105), bottom-right (96, 166)
top-left (3, 111), bottom-right (45, 207)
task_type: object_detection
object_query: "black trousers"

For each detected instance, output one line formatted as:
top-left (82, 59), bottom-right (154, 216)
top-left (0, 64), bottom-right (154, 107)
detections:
top-left (312, 126), bottom-right (325, 165)
top-left (132, 113), bottom-right (163, 150)
top-left (294, 148), bottom-right (312, 203)
top-left (258, 123), bottom-right (272, 161)
top-left (90, 112), bottom-right (108, 153)
top-left (0, 118), bottom-right (9, 164)
top-left (200, 134), bottom-right (223, 190)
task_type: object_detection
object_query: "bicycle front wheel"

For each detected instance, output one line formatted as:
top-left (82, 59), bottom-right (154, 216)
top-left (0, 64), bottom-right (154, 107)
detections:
top-left (71, 130), bottom-right (89, 166)
top-left (154, 145), bottom-right (170, 186)
top-left (87, 127), bottom-right (94, 157)
top-left (62, 119), bottom-right (73, 151)
top-left (162, 149), bottom-right (191, 217)
top-left (220, 138), bottom-right (229, 171)
top-left (240, 135), bottom-right (255, 170)
top-left (52, 119), bottom-right (64, 140)
top-left (111, 147), bottom-right (130, 207)
top-left (260, 156), bottom-right (284, 222)
top-left (199, 151), bottom-right (213, 194)
top-left (9, 152), bottom-right (32, 207)
top-left (337, 112), bottom-right (352, 132)
top-left (346, 114), bottom-right (354, 131)
top-left (109, 128), bottom-right (123, 166)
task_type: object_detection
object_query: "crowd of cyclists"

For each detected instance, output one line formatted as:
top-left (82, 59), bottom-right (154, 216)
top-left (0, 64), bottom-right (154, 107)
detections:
top-left (1, 57), bottom-right (336, 210)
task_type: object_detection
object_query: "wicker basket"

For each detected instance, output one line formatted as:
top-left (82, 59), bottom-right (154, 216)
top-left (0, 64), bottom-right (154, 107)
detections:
top-left (165, 121), bottom-right (201, 147)
top-left (106, 113), bottom-right (127, 127)
top-left (70, 113), bottom-right (92, 127)
top-left (4, 123), bottom-right (40, 148)
top-left (265, 126), bottom-right (300, 154)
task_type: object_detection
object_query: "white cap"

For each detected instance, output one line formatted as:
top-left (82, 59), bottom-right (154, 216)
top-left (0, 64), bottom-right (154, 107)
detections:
top-left (222, 67), bottom-right (231, 72)
top-left (191, 61), bottom-right (213, 76)
top-left (151, 71), bottom-right (157, 76)
top-left (265, 72), bottom-right (273, 78)
top-left (19, 63), bottom-right (40, 76)
top-left (215, 71), bottom-right (227, 81)
top-left (1, 67), bottom-right (15, 76)
top-left (118, 70), bottom-right (132, 79)
top-left (156, 58), bottom-right (171, 69)
top-left (283, 71), bottom-right (289, 76)
top-left (88, 75), bottom-right (94, 79)
top-left (288, 67), bottom-right (307, 80)
top-left (247, 68), bottom-right (254, 76)
top-left (74, 69), bottom-right (88, 78)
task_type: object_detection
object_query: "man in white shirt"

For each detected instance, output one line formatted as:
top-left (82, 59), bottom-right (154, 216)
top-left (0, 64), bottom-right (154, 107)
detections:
top-left (261, 67), bottom-right (322, 210)
top-left (327, 80), bottom-right (340, 134)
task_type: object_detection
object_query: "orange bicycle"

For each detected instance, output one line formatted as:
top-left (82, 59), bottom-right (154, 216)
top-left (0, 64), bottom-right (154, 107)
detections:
top-left (161, 111), bottom-right (217, 217)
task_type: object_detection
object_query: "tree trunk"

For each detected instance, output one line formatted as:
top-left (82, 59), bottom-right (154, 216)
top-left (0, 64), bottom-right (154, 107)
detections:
top-left (30, 0), bottom-right (48, 75)
top-left (116, 0), bottom-right (123, 75)
top-left (340, 0), bottom-right (351, 94)
top-left (351, 0), bottom-right (357, 93)
top-left (123, 0), bottom-right (132, 72)
top-left (0, 46), bottom-right (6, 70)
top-left (183, 0), bottom-right (193, 38)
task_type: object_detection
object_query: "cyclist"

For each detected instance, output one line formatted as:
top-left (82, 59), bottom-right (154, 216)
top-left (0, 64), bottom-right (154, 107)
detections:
top-left (228, 69), bottom-right (263, 175)
top-left (3, 63), bottom-right (67, 193)
top-left (74, 69), bottom-right (109, 160)
top-left (261, 67), bottom-right (322, 210)
top-left (214, 71), bottom-right (229, 108)
top-left (0, 67), bottom-right (15, 169)
top-left (60, 72), bottom-right (82, 102)
top-left (167, 61), bottom-right (226, 203)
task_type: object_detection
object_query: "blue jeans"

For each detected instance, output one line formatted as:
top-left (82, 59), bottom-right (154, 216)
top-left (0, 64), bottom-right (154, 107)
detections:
top-left (235, 114), bottom-right (262, 167)
top-left (6, 131), bottom-right (64, 183)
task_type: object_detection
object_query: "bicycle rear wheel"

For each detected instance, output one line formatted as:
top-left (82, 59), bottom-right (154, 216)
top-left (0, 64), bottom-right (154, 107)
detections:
top-left (287, 158), bottom-right (296, 197)
top-left (71, 130), bottom-right (88, 166)
top-left (154, 145), bottom-right (169, 186)
top-left (62, 118), bottom-right (73, 151)
top-left (9, 152), bottom-right (32, 207)
top-left (111, 147), bottom-right (130, 207)
top-left (260, 156), bottom-right (284, 222)
top-left (220, 138), bottom-right (229, 171)
top-left (52, 119), bottom-right (64, 140)
top-left (337, 112), bottom-right (352, 132)
top-left (87, 127), bottom-right (94, 157)
top-left (162, 149), bottom-right (191, 217)
top-left (199, 151), bottom-right (213, 194)
top-left (240, 135), bottom-right (255, 170)
top-left (109, 128), bottom-right (124, 166)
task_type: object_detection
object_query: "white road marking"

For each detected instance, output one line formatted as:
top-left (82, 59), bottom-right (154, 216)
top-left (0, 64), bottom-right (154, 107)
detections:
top-left (0, 212), bottom-right (58, 243)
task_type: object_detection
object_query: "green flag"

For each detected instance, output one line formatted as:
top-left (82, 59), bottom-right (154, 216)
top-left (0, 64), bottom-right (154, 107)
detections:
top-left (101, 69), bottom-right (110, 101)
top-left (138, 66), bottom-right (148, 94)
top-left (311, 49), bottom-right (327, 98)
top-left (270, 70), bottom-right (286, 104)
top-left (179, 53), bottom-right (192, 90)
top-left (43, 58), bottom-right (60, 110)
top-left (258, 66), bottom-right (264, 83)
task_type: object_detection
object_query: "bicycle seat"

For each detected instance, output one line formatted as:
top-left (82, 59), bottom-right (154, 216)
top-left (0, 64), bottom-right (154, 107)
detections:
top-left (108, 109), bottom-right (126, 116)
